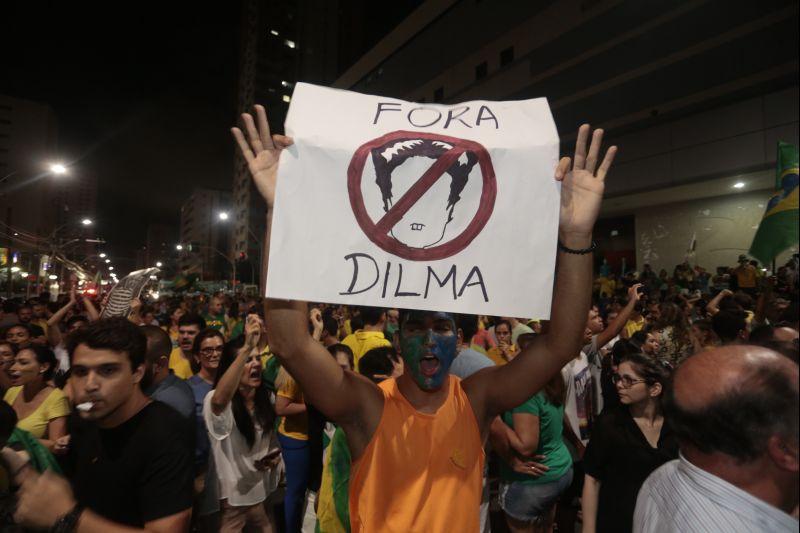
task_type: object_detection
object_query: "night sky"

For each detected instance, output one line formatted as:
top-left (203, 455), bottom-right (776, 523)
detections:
top-left (3, 3), bottom-right (244, 261)
top-left (3, 2), bottom-right (421, 267)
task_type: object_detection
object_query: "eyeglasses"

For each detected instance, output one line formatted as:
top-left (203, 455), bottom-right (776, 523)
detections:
top-left (199, 347), bottom-right (224, 356)
top-left (612, 374), bottom-right (647, 388)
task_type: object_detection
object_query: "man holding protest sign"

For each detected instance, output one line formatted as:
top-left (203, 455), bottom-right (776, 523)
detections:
top-left (232, 101), bottom-right (616, 532)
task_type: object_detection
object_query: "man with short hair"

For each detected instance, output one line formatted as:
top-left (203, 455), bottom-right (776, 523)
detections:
top-left (733, 254), bottom-right (758, 296)
top-left (203, 295), bottom-right (227, 337)
top-left (15, 304), bottom-right (45, 344)
top-left (320, 313), bottom-right (341, 348)
top-left (634, 345), bottom-right (799, 532)
top-left (31, 300), bottom-right (50, 333)
top-left (13, 318), bottom-right (194, 531)
top-left (341, 306), bottom-right (392, 369)
top-left (450, 314), bottom-right (495, 378)
top-left (141, 326), bottom-right (195, 418)
top-left (233, 106), bottom-right (616, 531)
top-left (712, 309), bottom-right (749, 344)
top-left (169, 313), bottom-right (206, 379)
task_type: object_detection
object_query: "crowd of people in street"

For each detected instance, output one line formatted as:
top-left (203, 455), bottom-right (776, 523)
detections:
top-left (0, 108), bottom-right (795, 533)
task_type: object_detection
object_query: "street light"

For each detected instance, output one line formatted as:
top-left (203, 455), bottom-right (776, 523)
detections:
top-left (218, 212), bottom-right (229, 221)
top-left (99, 253), bottom-right (107, 258)
top-left (81, 218), bottom-right (93, 226)
top-left (105, 259), bottom-right (111, 264)
top-left (108, 266), bottom-right (114, 271)
top-left (176, 244), bottom-right (183, 251)
top-left (49, 163), bottom-right (68, 175)
top-left (156, 261), bottom-right (163, 267)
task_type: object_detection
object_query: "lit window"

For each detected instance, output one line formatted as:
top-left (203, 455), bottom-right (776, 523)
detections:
top-left (282, 95), bottom-right (291, 103)
top-left (284, 39), bottom-right (296, 49)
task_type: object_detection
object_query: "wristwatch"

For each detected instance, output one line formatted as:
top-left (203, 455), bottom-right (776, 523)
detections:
top-left (51, 504), bottom-right (83, 533)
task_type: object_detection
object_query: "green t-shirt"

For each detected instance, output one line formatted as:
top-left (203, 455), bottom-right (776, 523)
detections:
top-left (500, 392), bottom-right (572, 485)
top-left (204, 313), bottom-right (227, 333)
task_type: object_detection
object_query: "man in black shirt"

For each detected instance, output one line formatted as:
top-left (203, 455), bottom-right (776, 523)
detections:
top-left (13, 318), bottom-right (193, 532)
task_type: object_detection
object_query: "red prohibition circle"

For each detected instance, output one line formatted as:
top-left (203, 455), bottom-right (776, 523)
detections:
top-left (347, 130), bottom-right (497, 261)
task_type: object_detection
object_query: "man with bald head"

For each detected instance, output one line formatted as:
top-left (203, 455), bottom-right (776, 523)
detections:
top-left (634, 345), bottom-right (799, 532)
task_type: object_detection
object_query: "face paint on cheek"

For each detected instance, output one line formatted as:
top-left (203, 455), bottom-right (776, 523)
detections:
top-left (401, 331), bottom-right (457, 391)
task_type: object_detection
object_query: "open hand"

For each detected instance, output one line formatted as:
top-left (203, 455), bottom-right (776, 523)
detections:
top-left (231, 105), bottom-right (294, 208)
top-left (555, 125), bottom-right (617, 239)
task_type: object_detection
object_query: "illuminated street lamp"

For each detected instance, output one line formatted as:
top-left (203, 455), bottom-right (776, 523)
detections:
top-left (218, 212), bottom-right (229, 221)
top-left (156, 261), bottom-right (163, 267)
top-left (81, 218), bottom-right (93, 226)
top-left (176, 244), bottom-right (183, 251)
top-left (105, 259), bottom-right (111, 264)
top-left (99, 253), bottom-right (107, 258)
top-left (49, 163), bottom-right (68, 175)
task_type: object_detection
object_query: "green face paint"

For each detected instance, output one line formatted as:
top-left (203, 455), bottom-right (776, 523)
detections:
top-left (399, 311), bottom-right (457, 391)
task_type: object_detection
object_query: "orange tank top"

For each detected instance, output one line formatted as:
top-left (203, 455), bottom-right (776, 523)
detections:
top-left (349, 376), bottom-right (484, 532)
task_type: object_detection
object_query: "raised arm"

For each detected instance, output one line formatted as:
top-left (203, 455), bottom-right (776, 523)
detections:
top-left (465, 125), bottom-right (616, 422)
top-left (595, 283), bottom-right (642, 348)
top-left (81, 293), bottom-right (100, 322)
top-left (706, 288), bottom-right (732, 316)
top-left (46, 288), bottom-right (78, 347)
top-left (210, 316), bottom-right (259, 415)
top-left (232, 106), bottom-right (383, 453)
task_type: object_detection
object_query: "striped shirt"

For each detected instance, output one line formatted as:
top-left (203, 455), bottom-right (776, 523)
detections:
top-left (634, 454), bottom-right (798, 532)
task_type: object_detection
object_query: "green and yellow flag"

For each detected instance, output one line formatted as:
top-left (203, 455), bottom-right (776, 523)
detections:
top-left (749, 142), bottom-right (799, 265)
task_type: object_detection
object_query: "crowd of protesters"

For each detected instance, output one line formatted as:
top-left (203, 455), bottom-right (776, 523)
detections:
top-left (0, 111), bottom-right (794, 533)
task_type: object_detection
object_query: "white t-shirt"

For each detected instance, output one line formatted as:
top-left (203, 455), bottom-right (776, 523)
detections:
top-left (562, 352), bottom-right (594, 446)
top-left (54, 343), bottom-right (70, 373)
top-left (203, 391), bottom-right (281, 507)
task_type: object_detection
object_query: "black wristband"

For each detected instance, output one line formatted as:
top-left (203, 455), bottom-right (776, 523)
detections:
top-left (51, 505), bottom-right (83, 533)
top-left (558, 239), bottom-right (597, 255)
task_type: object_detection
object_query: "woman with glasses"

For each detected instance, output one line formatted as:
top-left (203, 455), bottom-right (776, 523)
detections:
top-left (204, 316), bottom-right (280, 532)
top-left (580, 353), bottom-right (677, 533)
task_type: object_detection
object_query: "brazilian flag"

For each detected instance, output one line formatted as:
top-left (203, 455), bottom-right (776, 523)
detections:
top-left (749, 142), bottom-right (799, 265)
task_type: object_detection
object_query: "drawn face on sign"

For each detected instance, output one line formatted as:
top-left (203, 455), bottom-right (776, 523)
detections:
top-left (348, 131), bottom-right (496, 262)
top-left (369, 138), bottom-right (479, 249)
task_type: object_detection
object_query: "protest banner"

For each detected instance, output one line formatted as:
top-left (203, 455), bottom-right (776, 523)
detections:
top-left (100, 268), bottom-right (160, 318)
top-left (267, 83), bottom-right (560, 317)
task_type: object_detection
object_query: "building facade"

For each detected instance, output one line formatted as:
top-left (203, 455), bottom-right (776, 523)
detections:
top-left (330, 0), bottom-right (799, 272)
top-left (178, 188), bottom-right (231, 281)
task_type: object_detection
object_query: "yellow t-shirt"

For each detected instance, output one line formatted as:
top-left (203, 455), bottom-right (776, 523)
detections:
top-left (169, 347), bottom-right (194, 379)
top-left (736, 266), bottom-right (757, 288)
top-left (342, 330), bottom-right (392, 370)
top-left (598, 277), bottom-right (617, 298)
top-left (624, 316), bottom-right (646, 338)
top-left (32, 319), bottom-right (49, 336)
top-left (3, 386), bottom-right (70, 439)
top-left (259, 345), bottom-right (272, 368)
top-left (487, 345), bottom-right (517, 366)
top-left (277, 377), bottom-right (308, 441)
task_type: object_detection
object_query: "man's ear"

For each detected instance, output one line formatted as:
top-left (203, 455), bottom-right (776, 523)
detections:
top-left (132, 362), bottom-right (145, 384)
top-left (767, 434), bottom-right (799, 472)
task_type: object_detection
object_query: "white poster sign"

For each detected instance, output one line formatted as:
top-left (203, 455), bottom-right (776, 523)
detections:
top-left (267, 83), bottom-right (560, 318)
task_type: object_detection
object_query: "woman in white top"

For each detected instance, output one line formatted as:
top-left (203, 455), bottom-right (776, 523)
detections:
top-left (204, 315), bottom-right (280, 532)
